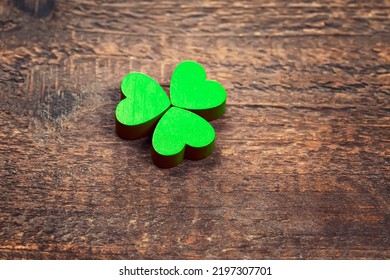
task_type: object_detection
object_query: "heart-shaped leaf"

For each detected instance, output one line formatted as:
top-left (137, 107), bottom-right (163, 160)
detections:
top-left (152, 107), bottom-right (215, 168)
top-left (116, 72), bottom-right (171, 139)
top-left (170, 61), bottom-right (227, 121)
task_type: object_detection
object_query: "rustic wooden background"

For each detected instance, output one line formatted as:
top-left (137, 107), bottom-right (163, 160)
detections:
top-left (0, 0), bottom-right (389, 259)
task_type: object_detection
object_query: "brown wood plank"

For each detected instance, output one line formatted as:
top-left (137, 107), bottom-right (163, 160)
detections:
top-left (0, 0), bottom-right (389, 259)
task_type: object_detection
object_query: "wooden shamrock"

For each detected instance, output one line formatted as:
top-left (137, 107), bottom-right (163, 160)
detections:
top-left (115, 61), bottom-right (227, 168)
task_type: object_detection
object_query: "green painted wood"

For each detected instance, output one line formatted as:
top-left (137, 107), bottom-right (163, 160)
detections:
top-left (115, 72), bottom-right (171, 140)
top-left (170, 61), bottom-right (227, 121)
top-left (115, 61), bottom-right (226, 168)
top-left (152, 107), bottom-right (216, 168)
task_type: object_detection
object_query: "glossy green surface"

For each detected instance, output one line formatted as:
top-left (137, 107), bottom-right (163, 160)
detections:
top-left (152, 107), bottom-right (215, 168)
top-left (170, 61), bottom-right (227, 121)
top-left (116, 72), bottom-right (171, 127)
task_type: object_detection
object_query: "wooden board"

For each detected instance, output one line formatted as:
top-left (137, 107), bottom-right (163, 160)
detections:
top-left (0, 0), bottom-right (389, 259)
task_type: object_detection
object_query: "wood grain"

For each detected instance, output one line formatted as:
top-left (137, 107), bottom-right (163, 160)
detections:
top-left (0, 0), bottom-right (389, 259)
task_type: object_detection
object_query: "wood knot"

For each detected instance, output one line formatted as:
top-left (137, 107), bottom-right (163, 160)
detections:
top-left (34, 86), bottom-right (83, 123)
top-left (12, 0), bottom-right (55, 18)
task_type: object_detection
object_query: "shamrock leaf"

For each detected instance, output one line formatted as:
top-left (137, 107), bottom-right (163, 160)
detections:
top-left (115, 72), bottom-right (171, 139)
top-left (170, 61), bottom-right (227, 121)
top-left (152, 107), bottom-right (215, 168)
top-left (115, 61), bottom-right (227, 168)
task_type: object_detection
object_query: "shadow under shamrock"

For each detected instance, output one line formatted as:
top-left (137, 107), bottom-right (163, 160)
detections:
top-left (101, 86), bottom-right (158, 170)
top-left (105, 85), bottom-right (226, 171)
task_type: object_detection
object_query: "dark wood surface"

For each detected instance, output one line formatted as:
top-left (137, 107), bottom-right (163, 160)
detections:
top-left (0, 0), bottom-right (389, 259)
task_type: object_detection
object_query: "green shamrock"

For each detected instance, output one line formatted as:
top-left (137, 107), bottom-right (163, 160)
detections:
top-left (115, 60), bottom-right (227, 168)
